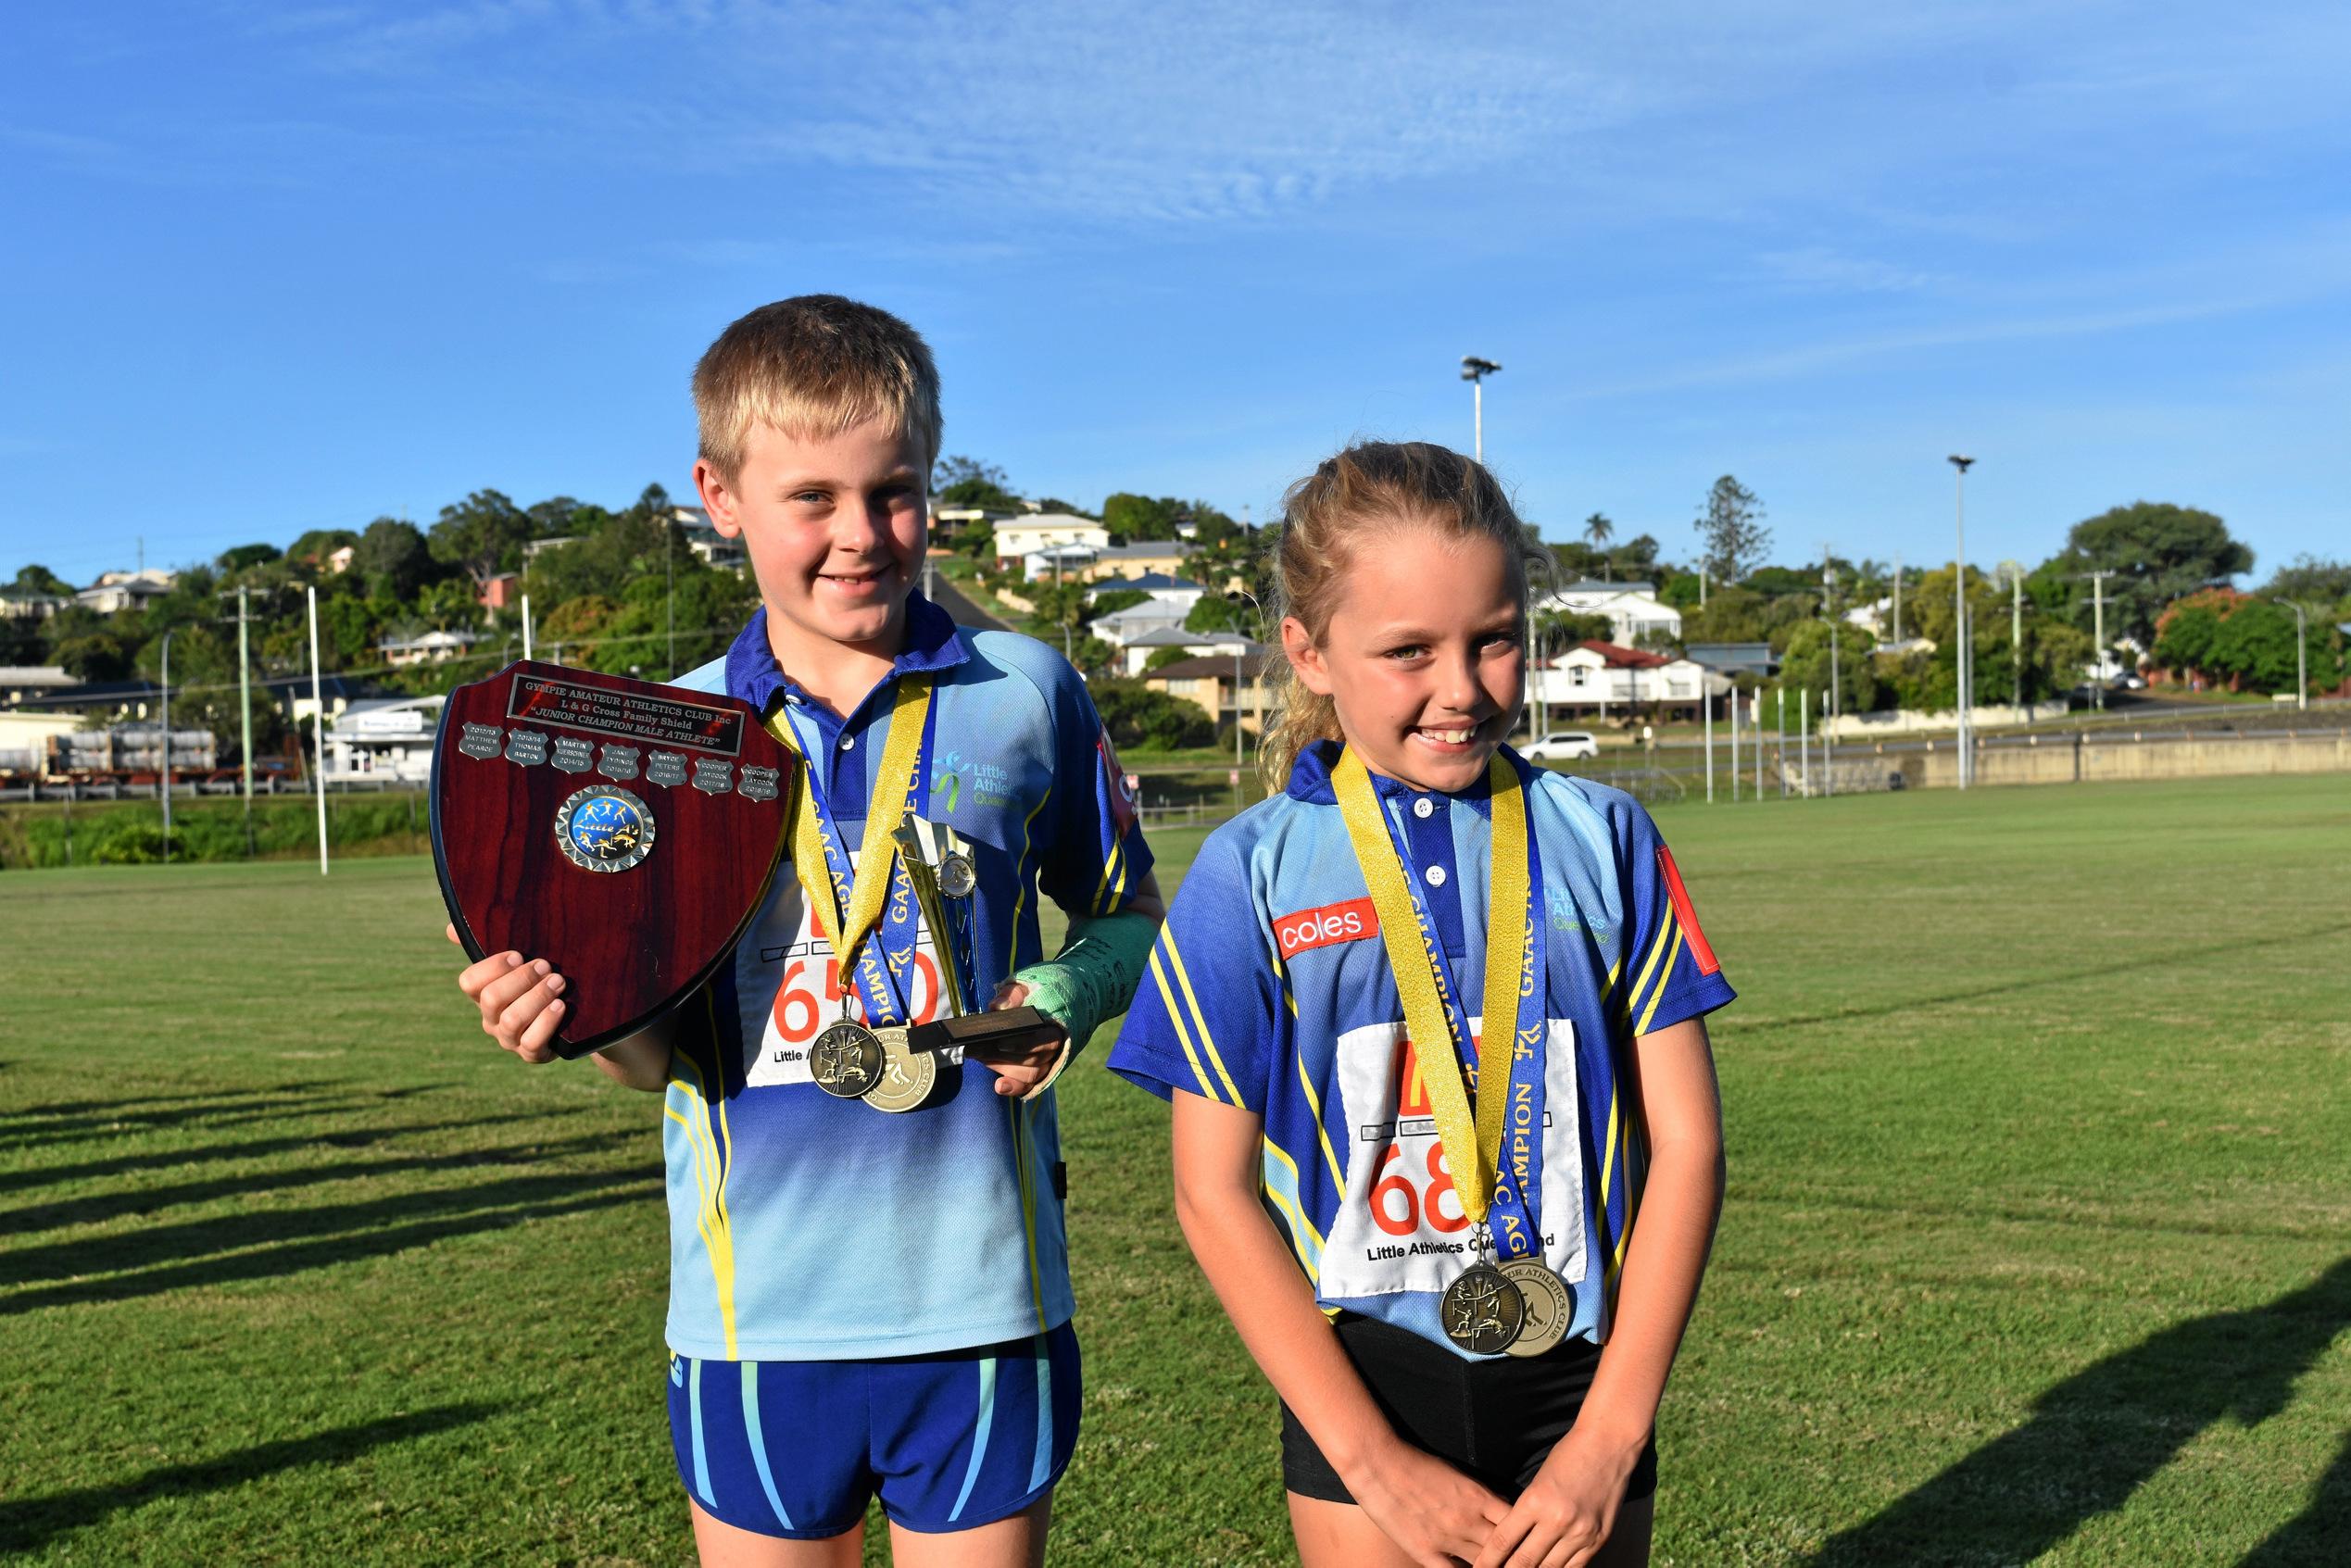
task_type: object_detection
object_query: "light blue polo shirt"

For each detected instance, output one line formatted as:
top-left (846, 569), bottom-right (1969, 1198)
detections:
top-left (657, 593), bottom-right (1152, 1361)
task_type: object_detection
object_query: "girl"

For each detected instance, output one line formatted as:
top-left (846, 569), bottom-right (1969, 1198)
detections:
top-left (1107, 442), bottom-right (1731, 1568)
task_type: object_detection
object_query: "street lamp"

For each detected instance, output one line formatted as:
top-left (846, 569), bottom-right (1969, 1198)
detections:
top-left (1947, 455), bottom-right (1974, 788)
top-left (1227, 588), bottom-right (1264, 771)
top-left (2269, 598), bottom-right (2309, 711)
top-left (1461, 357), bottom-right (1502, 465)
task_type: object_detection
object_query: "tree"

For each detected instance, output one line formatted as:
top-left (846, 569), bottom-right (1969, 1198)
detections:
top-left (218, 542), bottom-right (283, 572)
top-left (1090, 679), bottom-right (1217, 749)
top-left (286, 528), bottom-right (359, 569)
top-left (1183, 595), bottom-right (1254, 636)
top-left (429, 489), bottom-right (534, 583)
top-left (1695, 476), bottom-right (1769, 584)
top-left (1582, 513), bottom-right (1615, 577)
top-left (932, 456), bottom-right (1025, 513)
top-left (1777, 620), bottom-right (1878, 713)
top-left (1101, 493), bottom-right (1184, 543)
top-left (2262, 554), bottom-right (2351, 609)
top-left (1089, 589), bottom-right (1151, 619)
top-left (10, 563), bottom-right (73, 596)
top-left (352, 517), bottom-right (437, 602)
top-left (2152, 589), bottom-right (2332, 695)
top-left (2043, 502), bottom-right (2252, 647)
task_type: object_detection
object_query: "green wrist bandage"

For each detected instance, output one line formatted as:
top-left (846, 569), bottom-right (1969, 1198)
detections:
top-left (1008, 907), bottom-right (1160, 1098)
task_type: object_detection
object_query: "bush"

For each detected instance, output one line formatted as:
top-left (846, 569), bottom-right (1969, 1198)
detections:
top-left (1089, 680), bottom-right (1216, 750)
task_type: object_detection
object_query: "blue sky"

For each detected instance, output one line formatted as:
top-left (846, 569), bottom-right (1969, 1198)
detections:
top-left (5, 1), bottom-right (2347, 587)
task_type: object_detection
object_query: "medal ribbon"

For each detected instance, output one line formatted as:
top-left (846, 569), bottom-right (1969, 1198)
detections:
top-left (768, 676), bottom-right (934, 1026)
top-left (1334, 748), bottom-right (1534, 1242)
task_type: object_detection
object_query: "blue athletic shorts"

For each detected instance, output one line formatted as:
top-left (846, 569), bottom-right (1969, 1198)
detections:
top-left (666, 1323), bottom-right (1081, 1539)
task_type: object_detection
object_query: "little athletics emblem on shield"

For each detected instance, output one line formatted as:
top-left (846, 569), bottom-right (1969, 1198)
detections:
top-left (553, 784), bottom-right (656, 874)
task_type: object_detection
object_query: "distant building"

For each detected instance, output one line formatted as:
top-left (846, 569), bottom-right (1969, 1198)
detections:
top-left (1078, 541), bottom-right (1192, 583)
top-left (994, 515), bottom-right (1109, 569)
top-left (2, 589), bottom-right (69, 621)
top-left (670, 506), bottom-right (747, 571)
top-left (323, 695), bottom-right (445, 784)
top-left (478, 572), bottom-right (522, 611)
top-left (1116, 627), bottom-right (1260, 677)
top-left (0, 665), bottom-right (77, 704)
top-left (522, 536), bottom-right (579, 561)
top-left (1685, 642), bottom-right (1777, 680)
top-left (1142, 646), bottom-right (1276, 734)
top-left (1090, 599), bottom-right (1191, 650)
top-left (1088, 571), bottom-right (1205, 610)
top-left (1533, 640), bottom-right (1716, 718)
top-left (1022, 544), bottom-right (1100, 582)
top-left (326, 544), bottom-right (358, 575)
top-left (380, 629), bottom-right (482, 667)
top-left (1539, 581), bottom-right (1681, 646)
top-left (75, 570), bottom-right (177, 615)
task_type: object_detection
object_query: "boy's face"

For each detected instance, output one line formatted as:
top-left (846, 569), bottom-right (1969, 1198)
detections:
top-left (696, 417), bottom-right (929, 667)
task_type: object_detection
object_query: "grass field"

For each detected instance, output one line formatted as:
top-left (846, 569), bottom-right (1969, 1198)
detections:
top-left (4, 774), bottom-right (2346, 1565)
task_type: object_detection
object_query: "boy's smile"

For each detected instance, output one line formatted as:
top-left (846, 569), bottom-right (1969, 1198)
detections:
top-left (1283, 526), bottom-right (1527, 795)
top-left (695, 417), bottom-right (929, 699)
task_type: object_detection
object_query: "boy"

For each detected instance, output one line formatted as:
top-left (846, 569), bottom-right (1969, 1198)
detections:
top-left (454, 295), bottom-right (1163, 1567)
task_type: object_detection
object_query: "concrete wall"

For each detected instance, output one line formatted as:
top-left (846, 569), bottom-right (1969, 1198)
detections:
top-left (1904, 730), bottom-right (2351, 788)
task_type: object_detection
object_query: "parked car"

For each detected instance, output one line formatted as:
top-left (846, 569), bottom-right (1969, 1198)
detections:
top-left (1523, 730), bottom-right (1600, 761)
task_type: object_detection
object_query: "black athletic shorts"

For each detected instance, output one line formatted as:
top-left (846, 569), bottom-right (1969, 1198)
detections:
top-left (1281, 1311), bottom-right (1659, 1504)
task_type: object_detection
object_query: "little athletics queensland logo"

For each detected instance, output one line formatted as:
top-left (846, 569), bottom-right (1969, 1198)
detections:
top-left (930, 749), bottom-right (1015, 814)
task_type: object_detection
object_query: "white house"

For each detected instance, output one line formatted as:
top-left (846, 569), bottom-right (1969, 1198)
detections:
top-left (379, 629), bottom-right (481, 667)
top-left (324, 696), bottom-right (444, 784)
top-left (1021, 544), bottom-right (1103, 582)
top-left (670, 506), bottom-right (747, 571)
top-left (1088, 572), bottom-right (1205, 612)
top-left (1531, 641), bottom-right (1718, 717)
top-left (75, 571), bottom-right (177, 615)
top-left (993, 515), bottom-right (1109, 568)
top-left (1091, 599), bottom-right (1191, 649)
top-left (1539, 581), bottom-right (1681, 646)
top-left (1117, 628), bottom-right (1263, 677)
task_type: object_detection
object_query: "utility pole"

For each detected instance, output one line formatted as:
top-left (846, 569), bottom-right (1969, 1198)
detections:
top-left (1776, 686), bottom-right (1787, 799)
top-left (158, 629), bottom-right (173, 861)
top-left (1892, 555), bottom-right (1903, 643)
top-left (1822, 551), bottom-right (1842, 796)
top-left (236, 585), bottom-right (255, 854)
top-left (2083, 570), bottom-right (2117, 709)
top-left (2270, 598), bottom-right (2309, 711)
top-left (665, 519), bottom-right (676, 676)
top-left (2003, 561), bottom-right (2025, 718)
top-left (1948, 456), bottom-right (1975, 787)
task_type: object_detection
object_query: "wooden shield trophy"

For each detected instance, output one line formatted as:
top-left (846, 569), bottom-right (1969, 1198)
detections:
top-left (432, 660), bottom-right (788, 1058)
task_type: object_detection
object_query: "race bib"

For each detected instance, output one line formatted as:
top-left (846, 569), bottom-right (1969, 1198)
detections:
top-left (735, 851), bottom-right (952, 1089)
top-left (1317, 1016), bottom-right (1587, 1300)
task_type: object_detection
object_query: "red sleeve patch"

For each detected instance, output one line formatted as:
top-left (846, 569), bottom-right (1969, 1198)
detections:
top-left (1099, 729), bottom-right (1138, 839)
top-left (1654, 846), bottom-right (1721, 976)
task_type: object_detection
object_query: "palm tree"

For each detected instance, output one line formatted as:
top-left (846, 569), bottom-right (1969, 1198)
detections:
top-left (1584, 513), bottom-right (1616, 579)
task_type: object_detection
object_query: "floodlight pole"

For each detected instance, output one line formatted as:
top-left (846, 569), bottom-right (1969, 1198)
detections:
top-left (1777, 685), bottom-right (1787, 799)
top-left (308, 586), bottom-right (329, 876)
top-left (1704, 687), bottom-right (1714, 803)
top-left (158, 629), bottom-right (173, 861)
top-left (1799, 687), bottom-right (1810, 797)
top-left (1729, 683), bottom-right (1740, 802)
top-left (235, 586), bottom-right (255, 849)
top-left (2082, 570), bottom-right (2117, 709)
top-left (1892, 555), bottom-right (1904, 643)
top-left (1948, 456), bottom-right (1975, 787)
top-left (522, 593), bottom-right (534, 661)
top-left (1461, 357), bottom-right (1502, 465)
top-left (2270, 598), bottom-right (2308, 710)
top-left (2005, 562), bottom-right (2025, 717)
top-left (1754, 691), bottom-right (1764, 800)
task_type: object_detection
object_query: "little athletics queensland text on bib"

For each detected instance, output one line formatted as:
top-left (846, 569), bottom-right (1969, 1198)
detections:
top-left (1315, 1015), bottom-right (1589, 1302)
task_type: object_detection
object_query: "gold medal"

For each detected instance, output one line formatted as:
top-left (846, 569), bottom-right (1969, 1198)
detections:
top-left (1440, 1261), bottom-right (1527, 1354)
top-left (810, 1020), bottom-right (885, 1098)
top-left (861, 1026), bottom-right (939, 1113)
top-left (1335, 750), bottom-right (1540, 1347)
top-left (1500, 1257), bottom-right (1572, 1357)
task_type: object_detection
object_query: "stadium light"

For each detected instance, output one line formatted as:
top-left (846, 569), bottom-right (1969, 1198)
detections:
top-left (1461, 356), bottom-right (1502, 464)
top-left (1947, 456), bottom-right (1974, 788)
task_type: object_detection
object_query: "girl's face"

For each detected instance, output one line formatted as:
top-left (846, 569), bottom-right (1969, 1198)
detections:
top-left (1283, 521), bottom-right (1526, 794)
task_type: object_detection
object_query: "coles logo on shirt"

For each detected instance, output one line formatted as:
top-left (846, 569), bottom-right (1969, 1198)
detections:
top-left (1274, 897), bottom-right (1380, 959)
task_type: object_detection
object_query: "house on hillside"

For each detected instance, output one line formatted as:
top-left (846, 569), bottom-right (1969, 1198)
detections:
top-left (1142, 646), bottom-right (1276, 734)
top-left (1089, 571), bottom-right (1205, 611)
top-left (478, 572), bottom-right (522, 611)
top-left (1114, 625), bottom-right (1261, 676)
top-left (380, 629), bottom-right (482, 667)
top-left (326, 544), bottom-right (357, 575)
top-left (670, 506), bottom-right (747, 571)
top-left (1532, 640), bottom-right (1718, 719)
top-left (1539, 581), bottom-right (1681, 646)
top-left (75, 571), bottom-right (177, 616)
top-left (0, 666), bottom-right (77, 705)
top-left (1685, 642), bottom-right (1777, 681)
top-left (1079, 540), bottom-right (1192, 583)
top-left (0, 589), bottom-right (68, 621)
top-left (993, 515), bottom-right (1109, 569)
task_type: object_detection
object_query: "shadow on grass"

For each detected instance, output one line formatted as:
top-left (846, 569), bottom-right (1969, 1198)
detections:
top-left (2240, 1427), bottom-right (2351, 1565)
top-left (5, 1127), bottom-right (645, 1235)
top-left (0, 1168), bottom-right (661, 1313)
top-left (0, 1085), bottom-right (333, 1125)
top-left (0, 1401), bottom-right (505, 1554)
top-left (1, 1092), bottom-right (405, 1153)
top-left (1743, 921), bottom-right (2351, 1034)
top-left (0, 1111), bottom-right (557, 1198)
top-left (1807, 1257), bottom-right (2351, 1567)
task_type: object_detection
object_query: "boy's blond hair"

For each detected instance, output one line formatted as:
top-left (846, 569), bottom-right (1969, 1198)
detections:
top-left (692, 295), bottom-right (943, 480)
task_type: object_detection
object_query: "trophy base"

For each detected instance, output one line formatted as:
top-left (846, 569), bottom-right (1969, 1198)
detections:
top-left (903, 1007), bottom-right (1066, 1058)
